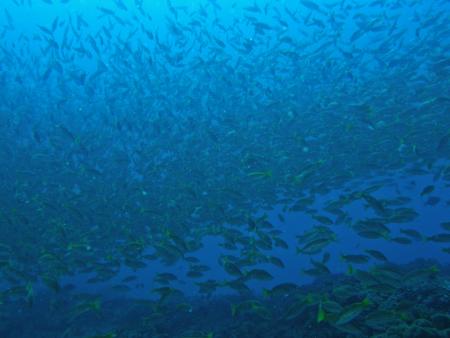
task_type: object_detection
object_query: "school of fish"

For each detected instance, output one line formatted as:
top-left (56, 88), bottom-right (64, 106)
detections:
top-left (0, 0), bottom-right (450, 337)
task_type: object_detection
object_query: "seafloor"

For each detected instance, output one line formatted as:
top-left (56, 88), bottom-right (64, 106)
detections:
top-left (1, 259), bottom-right (449, 338)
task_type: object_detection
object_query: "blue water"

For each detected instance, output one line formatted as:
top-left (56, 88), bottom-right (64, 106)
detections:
top-left (1, 0), bottom-right (450, 337)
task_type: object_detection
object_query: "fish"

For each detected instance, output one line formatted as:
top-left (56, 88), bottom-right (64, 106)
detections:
top-left (391, 236), bottom-right (413, 245)
top-left (420, 185), bottom-right (435, 196)
top-left (244, 268), bottom-right (274, 281)
top-left (296, 237), bottom-right (335, 255)
top-left (114, 0), bottom-right (128, 11)
top-left (273, 237), bottom-right (289, 249)
top-left (186, 270), bottom-right (203, 278)
top-left (247, 170), bottom-right (273, 179)
top-left (312, 215), bottom-right (334, 225)
top-left (341, 254), bottom-right (370, 264)
top-left (335, 298), bottom-right (371, 326)
top-left (300, 0), bottom-right (325, 14)
top-left (388, 208), bottom-right (419, 223)
top-left (317, 302), bottom-right (326, 323)
top-left (97, 7), bottom-right (115, 16)
top-left (437, 133), bottom-right (450, 152)
top-left (353, 219), bottom-right (391, 238)
top-left (154, 273), bottom-right (178, 284)
top-left (362, 194), bottom-right (390, 215)
top-left (364, 249), bottom-right (388, 262)
top-left (222, 260), bottom-right (244, 277)
top-left (425, 196), bottom-right (440, 206)
top-left (268, 255), bottom-right (285, 268)
top-left (364, 309), bottom-right (402, 330)
top-left (440, 221), bottom-right (450, 231)
top-left (427, 233), bottom-right (450, 243)
top-left (231, 300), bottom-right (270, 319)
top-left (400, 229), bottom-right (423, 241)
top-left (263, 283), bottom-right (299, 298)
top-left (111, 284), bottom-right (131, 292)
top-left (243, 4), bottom-right (261, 13)
top-left (152, 287), bottom-right (183, 303)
